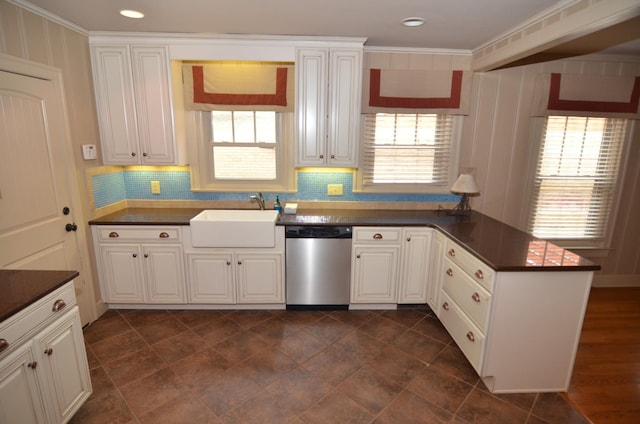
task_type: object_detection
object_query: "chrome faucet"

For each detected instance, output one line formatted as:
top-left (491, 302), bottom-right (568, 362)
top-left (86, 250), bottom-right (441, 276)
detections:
top-left (249, 192), bottom-right (266, 210)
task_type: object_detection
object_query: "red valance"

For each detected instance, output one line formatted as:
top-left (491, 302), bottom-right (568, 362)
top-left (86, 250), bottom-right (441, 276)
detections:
top-left (182, 61), bottom-right (294, 112)
top-left (369, 69), bottom-right (464, 109)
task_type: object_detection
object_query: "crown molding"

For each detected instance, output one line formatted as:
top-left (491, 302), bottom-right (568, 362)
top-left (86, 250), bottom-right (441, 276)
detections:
top-left (8, 0), bottom-right (88, 35)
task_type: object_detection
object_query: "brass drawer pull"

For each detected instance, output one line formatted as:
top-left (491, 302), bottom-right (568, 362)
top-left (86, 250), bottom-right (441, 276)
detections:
top-left (373, 233), bottom-right (383, 240)
top-left (52, 299), bottom-right (66, 312)
top-left (159, 232), bottom-right (170, 238)
top-left (442, 302), bottom-right (449, 311)
top-left (475, 270), bottom-right (484, 279)
top-left (467, 332), bottom-right (475, 342)
top-left (472, 292), bottom-right (481, 302)
top-left (108, 231), bottom-right (119, 238)
top-left (0, 339), bottom-right (9, 353)
top-left (446, 268), bottom-right (453, 276)
top-left (448, 248), bottom-right (455, 257)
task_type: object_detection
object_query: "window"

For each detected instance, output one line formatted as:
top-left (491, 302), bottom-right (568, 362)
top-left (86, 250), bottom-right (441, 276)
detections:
top-left (187, 110), bottom-right (295, 192)
top-left (355, 113), bottom-right (460, 193)
top-left (210, 111), bottom-right (277, 180)
top-left (529, 116), bottom-right (627, 247)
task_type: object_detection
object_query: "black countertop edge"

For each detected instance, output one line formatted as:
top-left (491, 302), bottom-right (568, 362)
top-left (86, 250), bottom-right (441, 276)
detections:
top-left (0, 270), bottom-right (79, 323)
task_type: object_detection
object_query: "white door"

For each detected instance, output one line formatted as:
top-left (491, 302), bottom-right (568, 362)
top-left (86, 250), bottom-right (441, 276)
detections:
top-left (0, 61), bottom-right (92, 323)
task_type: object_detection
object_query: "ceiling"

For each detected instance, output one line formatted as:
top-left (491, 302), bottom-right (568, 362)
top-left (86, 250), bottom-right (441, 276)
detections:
top-left (19, 0), bottom-right (640, 56)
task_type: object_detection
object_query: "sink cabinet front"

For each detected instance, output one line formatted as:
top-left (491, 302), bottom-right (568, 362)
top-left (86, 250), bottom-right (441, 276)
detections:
top-left (184, 226), bottom-right (285, 306)
top-left (185, 250), bottom-right (284, 304)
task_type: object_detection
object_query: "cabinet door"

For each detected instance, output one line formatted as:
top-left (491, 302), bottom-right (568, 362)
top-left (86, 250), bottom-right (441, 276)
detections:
top-left (351, 245), bottom-right (400, 303)
top-left (186, 252), bottom-right (235, 303)
top-left (236, 252), bottom-right (284, 303)
top-left (35, 308), bottom-right (92, 423)
top-left (398, 228), bottom-right (432, 304)
top-left (327, 49), bottom-right (361, 167)
top-left (428, 231), bottom-right (445, 313)
top-left (91, 45), bottom-right (140, 164)
top-left (0, 344), bottom-right (47, 424)
top-left (142, 245), bottom-right (186, 303)
top-left (99, 244), bottom-right (145, 303)
top-left (130, 45), bottom-right (176, 164)
top-left (295, 48), bottom-right (328, 166)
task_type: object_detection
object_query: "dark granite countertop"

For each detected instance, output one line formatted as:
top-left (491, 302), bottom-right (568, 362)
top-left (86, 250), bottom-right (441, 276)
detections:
top-left (0, 270), bottom-right (79, 322)
top-left (89, 207), bottom-right (600, 272)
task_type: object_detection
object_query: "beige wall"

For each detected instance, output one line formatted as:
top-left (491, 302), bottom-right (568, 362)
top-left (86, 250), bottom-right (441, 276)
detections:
top-left (463, 56), bottom-right (640, 286)
top-left (0, 0), bottom-right (104, 311)
top-left (2, 0), bottom-right (638, 287)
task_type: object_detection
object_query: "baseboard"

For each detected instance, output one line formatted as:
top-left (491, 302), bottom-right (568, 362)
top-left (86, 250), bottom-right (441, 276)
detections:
top-left (592, 274), bottom-right (640, 287)
top-left (94, 299), bottom-right (109, 319)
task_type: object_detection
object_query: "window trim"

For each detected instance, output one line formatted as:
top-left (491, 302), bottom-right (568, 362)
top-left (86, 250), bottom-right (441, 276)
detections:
top-left (186, 110), bottom-right (296, 192)
top-left (525, 116), bottom-right (633, 249)
top-left (353, 113), bottom-right (462, 194)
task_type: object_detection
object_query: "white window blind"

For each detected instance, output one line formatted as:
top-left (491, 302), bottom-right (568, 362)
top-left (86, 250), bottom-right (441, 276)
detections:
top-left (361, 113), bottom-right (455, 185)
top-left (210, 111), bottom-right (277, 180)
top-left (529, 116), bottom-right (627, 243)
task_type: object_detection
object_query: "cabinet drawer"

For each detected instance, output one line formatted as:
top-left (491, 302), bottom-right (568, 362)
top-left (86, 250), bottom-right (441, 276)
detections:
top-left (0, 282), bottom-right (76, 358)
top-left (442, 258), bottom-right (491, 332)
top-left (444, 239), bottom-right (495, 293)
top-left (353, 227), bottom-right (402, 243)
top-left (96, 226), bottom-right (181, 242)
top-left (438, 291), bottom-right (485, 374)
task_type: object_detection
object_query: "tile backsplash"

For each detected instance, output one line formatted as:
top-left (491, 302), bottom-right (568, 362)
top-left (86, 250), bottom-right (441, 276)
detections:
top-left (91, 167), bottom-right (458, 209)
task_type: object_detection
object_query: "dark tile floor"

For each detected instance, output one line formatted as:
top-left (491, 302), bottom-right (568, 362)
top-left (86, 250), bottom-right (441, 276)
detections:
top-left (70, 307), bottom-right (587, 424)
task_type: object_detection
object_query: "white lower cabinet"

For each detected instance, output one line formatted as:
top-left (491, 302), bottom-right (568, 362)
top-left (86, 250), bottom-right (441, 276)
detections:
top-left (186, 251), bottom-right (284, 304)
top-left (398, 228), bottom-right (433, 304)
top-left (92, 226), bottom-right (186, 304)
top-left (435, 233), bottom-right (593, 393)
top-left (0, 344), bottom-right (48, 424)
top-left (350, 227), bottom-right (401, 305)
top-left (236, 252), bottom-right (284, 303)
top-left (34, 309), bottom-right (92, 423)
top-left (184, 226), bottom-right (285, 306)
top-left (186, 252), bottom-right (235, 303)
top-left (427, 229), bottom-right (445, 313)
top-left (0, 282), bottom-right (91, 424)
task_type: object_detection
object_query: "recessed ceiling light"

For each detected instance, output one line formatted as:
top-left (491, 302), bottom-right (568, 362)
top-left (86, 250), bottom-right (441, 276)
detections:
top-left (120, 10), bottom-right (144, 19)
top-left (402, 17), bottom-right (425, 27)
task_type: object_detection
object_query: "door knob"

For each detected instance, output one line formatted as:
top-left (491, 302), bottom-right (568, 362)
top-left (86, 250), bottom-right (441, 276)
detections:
top-left (65, 223), bottom-right (78, 232)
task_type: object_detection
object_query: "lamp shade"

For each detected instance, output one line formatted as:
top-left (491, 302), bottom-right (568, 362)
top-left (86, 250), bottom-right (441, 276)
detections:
top-left (451, 174), bottom-right (479, 194)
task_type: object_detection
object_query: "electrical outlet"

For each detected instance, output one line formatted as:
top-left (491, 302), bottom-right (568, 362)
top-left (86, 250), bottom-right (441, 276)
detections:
top-left (327, 184), bottom-right (343, 196)
top-left (151, 181), bottom-right (161, 194)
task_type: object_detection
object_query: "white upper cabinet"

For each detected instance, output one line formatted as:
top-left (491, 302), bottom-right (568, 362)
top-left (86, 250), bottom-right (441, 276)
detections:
top-left (296, 47), bottom-right (363, 167)
top-left (91, 43), bottom-right (185, 165)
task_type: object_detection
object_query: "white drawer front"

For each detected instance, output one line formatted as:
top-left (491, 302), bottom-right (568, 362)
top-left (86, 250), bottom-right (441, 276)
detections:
top-left (438, 291), bottom-right (486, 374)
top-left (442, 258), bottom-right (492, 332)
top-left (0, 282), bottom-right (76, 358)
top-left (96, 226), bottom-right (181, 242)
top-left (444, 239), bottom-right (495, 293)
top-left (353, 227), bottom-right (402, 243)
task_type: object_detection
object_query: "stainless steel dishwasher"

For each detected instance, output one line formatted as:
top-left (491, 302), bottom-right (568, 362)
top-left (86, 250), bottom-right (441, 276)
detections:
top-left (285, 226), bottom-right (352, 309)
